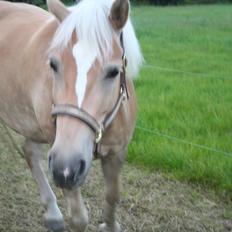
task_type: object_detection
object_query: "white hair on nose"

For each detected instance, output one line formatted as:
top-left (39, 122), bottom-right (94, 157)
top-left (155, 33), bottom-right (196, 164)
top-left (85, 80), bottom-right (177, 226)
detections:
top-left (63, 167), bottom-right (70, 180)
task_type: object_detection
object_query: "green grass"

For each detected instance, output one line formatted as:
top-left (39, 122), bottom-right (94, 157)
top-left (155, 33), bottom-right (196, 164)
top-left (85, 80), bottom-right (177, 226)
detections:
top-left (127, 5), bottom-right (232, 195)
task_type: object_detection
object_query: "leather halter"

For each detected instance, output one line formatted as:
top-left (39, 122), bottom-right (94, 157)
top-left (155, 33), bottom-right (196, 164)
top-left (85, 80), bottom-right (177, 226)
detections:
top-left (52, 33), bottom-right (128, 145)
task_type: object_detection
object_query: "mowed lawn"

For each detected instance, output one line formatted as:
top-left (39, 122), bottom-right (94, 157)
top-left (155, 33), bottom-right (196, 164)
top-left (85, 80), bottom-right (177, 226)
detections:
top-left (128, 5), bottom-right (232, 195)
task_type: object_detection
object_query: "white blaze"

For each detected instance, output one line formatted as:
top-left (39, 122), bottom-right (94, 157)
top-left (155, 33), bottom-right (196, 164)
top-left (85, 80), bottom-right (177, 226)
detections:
top-left (72, 42), bottom-right (96, 107)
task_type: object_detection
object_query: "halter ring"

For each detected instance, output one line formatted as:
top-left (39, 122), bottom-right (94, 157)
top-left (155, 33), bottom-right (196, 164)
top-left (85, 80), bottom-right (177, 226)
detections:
top-left (122, 54), bottom-right (127, 69)
top-left (95, 124), bottom-right (104, 144)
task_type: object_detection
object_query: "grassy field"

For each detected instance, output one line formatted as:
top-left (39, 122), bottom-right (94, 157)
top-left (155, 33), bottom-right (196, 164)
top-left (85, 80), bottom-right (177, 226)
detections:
top-left (128, 5), bottom-right (232, 196)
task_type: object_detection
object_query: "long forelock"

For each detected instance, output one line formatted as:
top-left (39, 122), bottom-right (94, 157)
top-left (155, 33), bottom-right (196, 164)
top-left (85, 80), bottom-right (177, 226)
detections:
top-left (51, 0), bottom-right (143, 78)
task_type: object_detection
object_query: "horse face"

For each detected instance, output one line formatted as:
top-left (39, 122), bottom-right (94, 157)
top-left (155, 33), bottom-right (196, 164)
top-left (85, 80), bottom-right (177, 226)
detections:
top-left (47, 0), bottom-right (129, 189)
top-left (48, 45), bottom-right (122, 189)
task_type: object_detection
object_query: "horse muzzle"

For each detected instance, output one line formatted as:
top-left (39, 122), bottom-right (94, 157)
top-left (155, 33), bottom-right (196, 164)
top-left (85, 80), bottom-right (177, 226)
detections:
top-left (48, 147), bottom-right (92, 189)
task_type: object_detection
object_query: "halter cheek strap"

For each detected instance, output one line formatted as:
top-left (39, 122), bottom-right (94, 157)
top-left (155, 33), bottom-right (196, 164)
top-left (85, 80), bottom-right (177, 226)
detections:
top-left (52, 32), bottom-right (128, 145)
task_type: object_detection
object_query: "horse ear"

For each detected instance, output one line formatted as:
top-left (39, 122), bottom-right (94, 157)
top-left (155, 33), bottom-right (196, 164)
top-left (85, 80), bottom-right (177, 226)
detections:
top-left (109, 0), bottom-right (129, 30)
top-left (47, 0), bottom-right (69, 22)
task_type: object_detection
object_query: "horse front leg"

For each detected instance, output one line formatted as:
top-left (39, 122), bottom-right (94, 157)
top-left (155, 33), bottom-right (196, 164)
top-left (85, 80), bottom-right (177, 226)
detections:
top-left (23, 139), bottom-right (65, 232)
top-left (99, 151), bottom-right (125, 232)
top-left (63, 189), bottom-right (88, 232)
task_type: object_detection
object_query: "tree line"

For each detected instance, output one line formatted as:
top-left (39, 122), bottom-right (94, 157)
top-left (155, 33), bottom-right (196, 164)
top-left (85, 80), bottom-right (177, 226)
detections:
top-left (7, 0), bottom-right (232, 6)
top-left (9, 0), bottom-right (45, 5)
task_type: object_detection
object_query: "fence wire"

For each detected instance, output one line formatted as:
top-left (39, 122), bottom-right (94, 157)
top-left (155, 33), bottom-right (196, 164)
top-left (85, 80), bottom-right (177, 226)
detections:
top-left (136, 124), bottom-right (232, 157)
top-left (137, 63), bottom-right (232, 157)
top-left (143, 64), bottom-right (232, 81)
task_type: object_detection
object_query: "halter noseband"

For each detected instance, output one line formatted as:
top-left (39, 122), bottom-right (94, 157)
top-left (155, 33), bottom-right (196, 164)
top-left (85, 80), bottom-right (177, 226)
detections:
top-left (51, 33), bottom-right (128, 146)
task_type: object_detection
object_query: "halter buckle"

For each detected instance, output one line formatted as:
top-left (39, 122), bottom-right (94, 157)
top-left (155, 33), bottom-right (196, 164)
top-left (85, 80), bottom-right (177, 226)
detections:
top-left (122, 54), bottom-right (127, 69)
top-left (95, 124), bottom-right (103, 144)
top-left (120, 86), bottom-right (127, 101)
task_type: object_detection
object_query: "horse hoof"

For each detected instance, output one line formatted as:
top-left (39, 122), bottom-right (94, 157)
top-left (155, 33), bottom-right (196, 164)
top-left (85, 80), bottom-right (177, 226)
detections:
top-left (70, 217), bottom-right (88, 232)
top-left (44, 218), bottom-right (65, 232)
top-left (98, 222), bottom-right (121, 232)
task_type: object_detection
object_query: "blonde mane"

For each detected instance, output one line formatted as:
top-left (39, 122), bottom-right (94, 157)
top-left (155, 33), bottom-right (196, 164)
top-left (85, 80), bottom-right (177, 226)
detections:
top-left (51, 0), bottom-right (143, 78)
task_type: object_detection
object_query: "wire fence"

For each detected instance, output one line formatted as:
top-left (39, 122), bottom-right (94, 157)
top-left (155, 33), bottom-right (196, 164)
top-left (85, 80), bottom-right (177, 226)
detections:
top-left (142, 64), bottom-right (232, 81)
top-left (136, 63), bottom-right (232, 158)
top-left (136, 124), bottom-right (232, 157)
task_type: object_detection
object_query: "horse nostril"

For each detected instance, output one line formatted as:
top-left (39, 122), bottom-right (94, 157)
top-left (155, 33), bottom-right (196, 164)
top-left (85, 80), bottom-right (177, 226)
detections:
top-left (52, 169), bottom-right (66, 188)
top-left (48, 155), bottom-right (52, 169)
top-left (78, 159), bottom-right (86, 176)
top-left (73, 159), bottom-right (86, 185)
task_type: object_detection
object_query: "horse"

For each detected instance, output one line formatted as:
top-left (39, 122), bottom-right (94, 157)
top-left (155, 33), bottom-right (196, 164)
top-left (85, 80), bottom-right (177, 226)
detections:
top-left (0, 0), bottom-right (142, 231)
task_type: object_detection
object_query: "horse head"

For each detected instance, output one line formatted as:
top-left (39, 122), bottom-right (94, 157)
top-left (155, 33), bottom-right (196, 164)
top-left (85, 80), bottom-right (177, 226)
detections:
top-left (47, 0), bottom-right (130, 189)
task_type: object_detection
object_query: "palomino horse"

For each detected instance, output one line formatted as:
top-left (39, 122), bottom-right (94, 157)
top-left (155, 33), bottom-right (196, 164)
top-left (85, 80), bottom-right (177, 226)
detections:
top-left (0, 0), bottom-right (142, 231)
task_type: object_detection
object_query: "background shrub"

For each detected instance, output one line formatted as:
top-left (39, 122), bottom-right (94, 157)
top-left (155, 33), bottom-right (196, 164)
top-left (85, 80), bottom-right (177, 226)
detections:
top-left (7, 0), bottom-right (232, 6)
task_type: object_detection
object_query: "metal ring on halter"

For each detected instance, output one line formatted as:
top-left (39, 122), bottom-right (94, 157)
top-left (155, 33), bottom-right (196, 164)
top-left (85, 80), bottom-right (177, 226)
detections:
top-left (122, 54), bottom-right (127, 69)
top-left (120, 86), bottom-right (127, 100)
top-left (95, 124), bottom-right (104, 144)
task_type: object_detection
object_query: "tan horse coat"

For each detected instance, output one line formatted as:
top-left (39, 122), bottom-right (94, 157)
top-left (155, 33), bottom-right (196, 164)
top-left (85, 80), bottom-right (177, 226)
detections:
top-left (0, 0), bottom-right (140, 231)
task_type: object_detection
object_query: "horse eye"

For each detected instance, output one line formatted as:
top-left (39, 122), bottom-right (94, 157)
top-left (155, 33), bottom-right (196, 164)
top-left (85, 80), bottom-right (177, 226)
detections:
top-left (106, 67), bottom-right (119, 79)
top-left (49, 58), bottom-right (59, 73)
